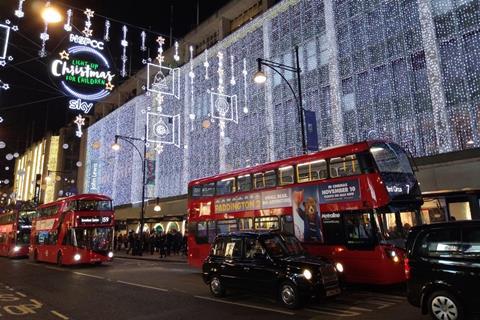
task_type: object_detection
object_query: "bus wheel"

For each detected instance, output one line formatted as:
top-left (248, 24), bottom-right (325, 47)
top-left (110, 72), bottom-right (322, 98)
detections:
top-left (209, 276), bottom-right (226, 297)
top-left (279, 281), bottom-right (301, 309)
top-left (56, 252), bottom-right (63, 266)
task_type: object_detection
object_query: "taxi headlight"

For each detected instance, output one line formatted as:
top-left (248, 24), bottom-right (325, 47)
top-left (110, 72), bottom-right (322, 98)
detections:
top-left (108, 252), bottom-right (114, 258)
top-left (303, 269), bottom-right (312, 280)
top-left (13, 246), bottom-right (20, 252)
top-left (74, 254), bottom-right (81, 261)
top-left (335, 262), bottom-right (344, 273)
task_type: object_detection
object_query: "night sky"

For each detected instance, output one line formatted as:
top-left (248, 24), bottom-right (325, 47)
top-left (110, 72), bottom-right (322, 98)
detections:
top-left (0, 0), bottom-right (230, 181)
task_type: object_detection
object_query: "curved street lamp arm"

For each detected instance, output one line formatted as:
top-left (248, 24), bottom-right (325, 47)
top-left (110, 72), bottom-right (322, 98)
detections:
top-left (260, 63), bottom-right (302, 111)
top-left (115, 135), bottom-right (144, 162)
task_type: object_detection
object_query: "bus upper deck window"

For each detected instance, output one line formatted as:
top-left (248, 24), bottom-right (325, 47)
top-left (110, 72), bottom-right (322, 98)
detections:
top-left (297, 159), bottom-right (327, 182)
top-left (279, 166), bottom-right (294, 185)
top-left (237, 175), bottom-right (251, 192)
top-left (330, 155), bottom-right (360, 178)
top-left (216, 178), bottom-right (236, 195)
top-left (202, 183), bottom-right (216, 197)
top-left (191, 186), bottom-right (202, 197)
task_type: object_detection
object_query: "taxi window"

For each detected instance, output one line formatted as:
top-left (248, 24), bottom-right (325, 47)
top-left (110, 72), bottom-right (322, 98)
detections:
top-left (224, 238), bottom-right (242, 259)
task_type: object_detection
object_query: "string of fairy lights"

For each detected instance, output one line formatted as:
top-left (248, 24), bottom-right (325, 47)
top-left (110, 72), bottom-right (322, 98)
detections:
top-left (3, 0), bottom-right (479, 204)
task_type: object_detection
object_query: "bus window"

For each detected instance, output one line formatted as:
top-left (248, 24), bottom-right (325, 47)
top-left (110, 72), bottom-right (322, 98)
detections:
top-left (237, 174), bottom-right (251, 192)
top-left (253, 173), bottom-right (264, 189)
top-left (196, 221), bottom-right (208, 244)
top-left (344, 212), bottom-right (374, 245)
top-left (238, 218), bottom-right (253, 230)
top-left (297, 159), bottom-right (327, 182)
top-left (217, 219), bottom-right (238, 234)
top-left (216, 178), bottom-right (236, 195)
top-left (255, 216), bottom-right (280, 230)
top-left (208, 221), bottom-right (216, 243)
top-left (254, 170), bottom-right (277, 190)
top-left (370, 143), bottom-right (413, 174)
top-left (279, 166), bottom-right (294, 185)
top-left (191, 185), bottom-right (202, 197)
top-left (330, 155), bottom-right (360, 178)
top-left (202, 183), bottom-right (215, 197)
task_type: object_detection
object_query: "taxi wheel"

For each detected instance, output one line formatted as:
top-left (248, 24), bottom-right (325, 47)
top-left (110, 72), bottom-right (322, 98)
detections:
top-left (209, 276), bottom-right (226, 297)
top-left (279, 281), bottom-right (301, 309)
top-left (428, 290), bottom-right (463, 320)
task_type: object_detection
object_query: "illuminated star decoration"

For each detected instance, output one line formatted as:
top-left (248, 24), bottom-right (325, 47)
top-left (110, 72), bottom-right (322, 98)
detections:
top-left (154, 143), bottom-right (164, 154)
top-left (0, 61), bottom-right (6, 67)
top-left (105, 82), bottom-right (114, 91)
top-left (59, 50), bottom-right (69, 60)
top-left (0, 81), bottom-right (9, 90)
top-left (74, 115), bottom-right (86, 138)
top-left (83, 8), bottom-right (94, 38)
top-left (156, 36), bottom-right (165, 64)
top-left (0, 117), bottom-right (4, 123)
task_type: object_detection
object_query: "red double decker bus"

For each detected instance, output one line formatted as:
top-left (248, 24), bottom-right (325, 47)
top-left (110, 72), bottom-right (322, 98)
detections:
top-left (30, 194), bottom-right (115, 265)
top-left (187, 141), bottom-right (423, 285)
top-left (0, 202), bottom-right (35, 258)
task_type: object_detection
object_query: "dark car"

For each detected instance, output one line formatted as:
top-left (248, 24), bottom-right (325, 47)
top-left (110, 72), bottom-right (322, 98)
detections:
top-left (202, 231), bottom-right (341, 308)
top-left (405, 221), bottom-right (480, 320)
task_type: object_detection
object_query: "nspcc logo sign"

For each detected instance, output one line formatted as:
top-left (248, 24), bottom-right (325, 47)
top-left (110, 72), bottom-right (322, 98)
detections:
top-left (51, 34), bottom-right (115, 113)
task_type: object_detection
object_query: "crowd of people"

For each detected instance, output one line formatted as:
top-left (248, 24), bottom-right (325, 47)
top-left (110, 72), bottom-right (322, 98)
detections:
top-left (114, 229), bottom-right (187, 257)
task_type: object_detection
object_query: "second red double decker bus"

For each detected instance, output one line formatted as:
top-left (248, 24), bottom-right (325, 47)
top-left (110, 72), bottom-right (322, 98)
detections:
top-left (30, 194), bottom-right (115, 265)
top-left (0, 202), bottom-right (35, 258)
top-left (187, 141), bottom-right (423, 285)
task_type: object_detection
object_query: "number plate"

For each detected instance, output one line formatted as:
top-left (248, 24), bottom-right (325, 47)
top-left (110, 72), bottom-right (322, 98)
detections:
top-left (326, 288), bottom-right (341, 297)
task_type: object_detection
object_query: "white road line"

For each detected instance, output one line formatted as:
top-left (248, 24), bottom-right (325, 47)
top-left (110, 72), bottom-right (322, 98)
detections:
top-left (354, 292), bottom-right (406, 300)
top-left (194, 295), bottom-right (295, 316)
top-left (363, 299), bottom-right (395, 309)
top-left (15, 292), bottom-right (27, 298)
top-left (45, 266), bottom-right (67, 272)
top-left (73, 272), bottom-right (105, 280)
top-left (306, 307), bottom-right (360, 317)
top-left (117, 280), bottom-right (168, 292)
top-left (51, 310), bottom-right (69, 320)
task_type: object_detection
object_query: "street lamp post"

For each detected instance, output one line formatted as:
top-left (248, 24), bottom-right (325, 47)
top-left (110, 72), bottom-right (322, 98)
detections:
top-left (254, 46), bottom-right (307, 154)
top-left (112, 124), bottom-right (148, 256)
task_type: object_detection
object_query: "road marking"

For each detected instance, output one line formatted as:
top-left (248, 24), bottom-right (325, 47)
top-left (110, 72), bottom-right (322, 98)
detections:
top-left (194, 295), bottom-right (295, 316)
top-left (117, 280), bottom-right (168, 292)
top-left (354, 292), bottom-right (405, 301)
top-left (73, 272), bottom-right (105, 280)
top-left (307, 306), bottom-right (360, 317)
top-left (362, 299), bottom-right (395, 309)
top-left (15, 292), bottom-right (27, 298)
top-left (51, 310), bottom-right (69, 319)
top-left (45, 266), bottom-right (66, 272)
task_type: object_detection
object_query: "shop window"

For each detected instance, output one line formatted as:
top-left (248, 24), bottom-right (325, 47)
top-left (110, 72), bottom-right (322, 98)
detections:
top-left (448, 201), bottom-right (472, 221)
top-left (279, 166), bottom-right (294, 185)
top-left (329, 155), bottom-right (360, 178)
top-left (237, 174), bottom-right (251, 192)
top-left (297, 159), bottom-right (327, 182)
top-left (216, 178), bottom-right (236, 195)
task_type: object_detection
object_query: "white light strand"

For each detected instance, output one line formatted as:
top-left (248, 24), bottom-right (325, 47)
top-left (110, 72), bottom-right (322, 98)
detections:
top-left (120, 25), bottom-right (128, 77)
top-left (217, 51), bottom-right (224, 94)
top-left (104, 20), bottom-right (111, 42)
top-left (174, 41), bottom-right (180, 61)
top-left (189, 45), bottom-right (195, 130)
top-left (63, 9), bottom-right (72, 32)
top-left (230, 54), bottom-right (236, 85)
top-left (203, 48), bottom-right (209, 80)
top-left (14, 0), bottom-right (26, 18)
top-left (0, 80), bottom-right (9, 90)
top-left (242, 58), bottom-right (248, 114)
top-left (83, 8), bottom-right (94, 38)
top-left (39, 21), bottom-right (49, 58)
top-left (155, 36), bottom-right (165, 65)
top-left (140, 31), bottom-right (147, 52)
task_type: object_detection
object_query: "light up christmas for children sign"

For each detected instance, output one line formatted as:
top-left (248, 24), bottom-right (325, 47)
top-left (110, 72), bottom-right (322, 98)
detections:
top-left (50, 34), bottom-right (115, 114)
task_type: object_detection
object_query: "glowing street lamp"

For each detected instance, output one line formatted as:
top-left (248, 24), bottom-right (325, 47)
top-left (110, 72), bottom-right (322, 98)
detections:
top-left (153, 197), bottom-right (161, 212)
top-left (42, 4), bottom-right (63, 24)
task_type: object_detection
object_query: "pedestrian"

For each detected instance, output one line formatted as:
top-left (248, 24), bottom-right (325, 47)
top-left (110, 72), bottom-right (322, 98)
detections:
top-left (166, 230), bottom-right (173, 256)
top-left (126, 231), bottom-right (134, 254)
top-left (149, 233), bottom-right (155, 255)
top-left (159, 232), bottom-right (166, 258)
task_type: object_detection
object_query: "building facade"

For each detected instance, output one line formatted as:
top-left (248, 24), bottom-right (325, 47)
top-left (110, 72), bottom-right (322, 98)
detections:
top-left (84, 0), bottom-right (480, 213)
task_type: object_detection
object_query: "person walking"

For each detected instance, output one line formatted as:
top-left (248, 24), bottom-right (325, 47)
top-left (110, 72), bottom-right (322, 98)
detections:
top-left (159, 232), bottom-right (166, 258)
top-left (126, 231), bottom-right (134, 254)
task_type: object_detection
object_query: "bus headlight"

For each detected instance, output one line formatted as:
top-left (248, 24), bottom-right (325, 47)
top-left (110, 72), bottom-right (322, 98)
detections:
top-left (13, 246), bottom-right (20, 253)
top-left (335, 262), bottom-right (344, 273)
top-left (303, 269), bottom-right (312, 280)
top-left (108, 252), bottom-right (114, 258)
top-left (74, 254), bottom-right (81, 261)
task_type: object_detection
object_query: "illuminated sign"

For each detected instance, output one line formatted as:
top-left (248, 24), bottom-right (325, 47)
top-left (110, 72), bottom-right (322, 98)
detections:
top-left (51, 35), bottom-right (115, 114)
top-left (77, 216), bottom-right (111, 226)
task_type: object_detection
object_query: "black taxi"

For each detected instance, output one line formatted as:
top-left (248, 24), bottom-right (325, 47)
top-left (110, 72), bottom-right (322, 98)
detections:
top-left (202, 231), bottom-right (341, 308)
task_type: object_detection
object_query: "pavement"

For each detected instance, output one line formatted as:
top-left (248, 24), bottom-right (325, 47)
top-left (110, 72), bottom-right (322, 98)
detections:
top-left (0, 257), bottom-right (432, 320)
top-left (113, 250), bottom-right (187, 263)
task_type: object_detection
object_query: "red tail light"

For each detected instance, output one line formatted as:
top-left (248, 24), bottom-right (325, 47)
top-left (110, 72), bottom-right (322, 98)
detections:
top-left (404, 257), bottom-right (410, 280)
